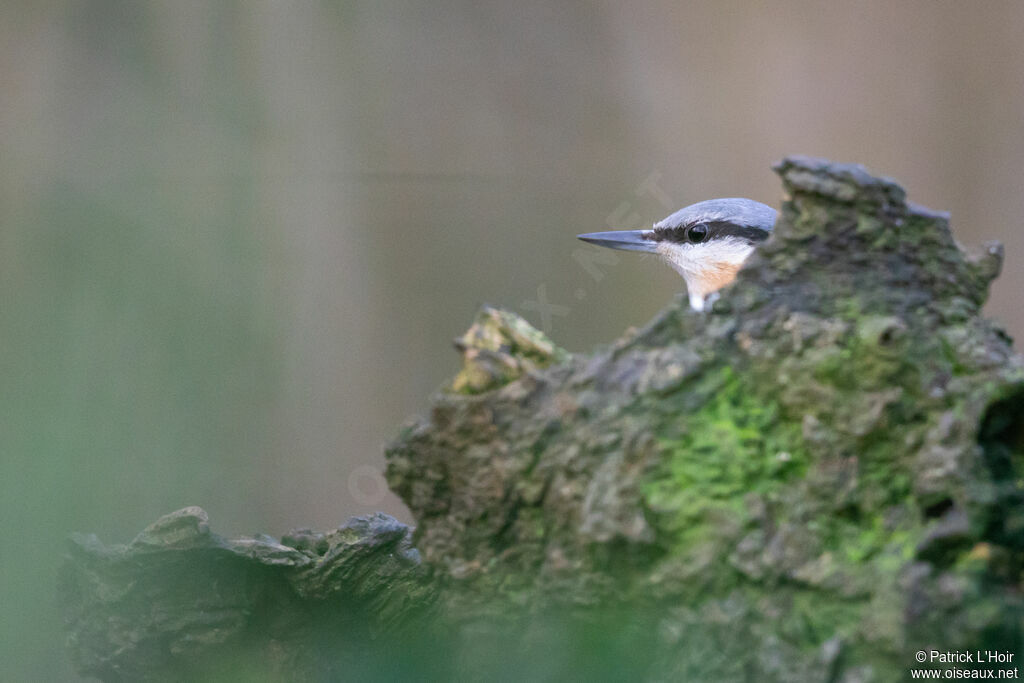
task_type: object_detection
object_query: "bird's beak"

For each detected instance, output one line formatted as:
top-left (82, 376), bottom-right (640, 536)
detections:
top-left (576, 230), bottom-right (658, 253)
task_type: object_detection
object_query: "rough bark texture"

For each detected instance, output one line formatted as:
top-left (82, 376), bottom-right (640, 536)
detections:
top-left (61, 508), bottom-right (438, 681)
top-left (62, 158), bottom-right (1023, 682)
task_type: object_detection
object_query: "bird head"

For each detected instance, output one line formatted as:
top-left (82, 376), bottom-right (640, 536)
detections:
top-left (577, 198), bottom-right (776, 311)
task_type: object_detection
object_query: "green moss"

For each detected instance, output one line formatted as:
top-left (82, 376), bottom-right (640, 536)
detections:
top-left (516, 507), bottom-right (548, 541)
top-left (835, 295), bottom-right (866, 322)
top-left (643, 366), bottom-right (809, 538)
top-left (823, 513), bottom-right (915, 566)
top-left (811, 346), bottom-right (855, 388)
top-left (807, 317), bottom-right (916, 392)
top-left (782, 589), bottom-right (863, 644)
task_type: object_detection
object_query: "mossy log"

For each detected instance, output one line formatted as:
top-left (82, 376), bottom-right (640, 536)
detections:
top-left (62, 158), bottom-right (1023, 682)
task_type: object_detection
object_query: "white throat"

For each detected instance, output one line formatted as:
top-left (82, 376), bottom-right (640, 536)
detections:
top-left (654, 237), bottom-right (756, 311)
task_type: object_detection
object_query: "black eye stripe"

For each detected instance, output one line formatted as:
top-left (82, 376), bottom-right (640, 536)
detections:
top-left (649, 220), bottom-right (771, 245)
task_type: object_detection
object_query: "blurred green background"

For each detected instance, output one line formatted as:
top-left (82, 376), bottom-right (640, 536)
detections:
top-left (3, 1), bottom-right (1023, 679)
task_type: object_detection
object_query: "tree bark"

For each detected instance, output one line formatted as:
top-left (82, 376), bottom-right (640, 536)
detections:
top-left (62, 157), bottom-right (1023, 682)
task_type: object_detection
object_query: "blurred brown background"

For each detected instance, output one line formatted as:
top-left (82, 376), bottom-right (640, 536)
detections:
top-left (2, 1), bottom-right (1022, 679)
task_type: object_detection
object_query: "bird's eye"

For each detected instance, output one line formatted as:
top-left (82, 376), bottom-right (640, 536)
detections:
top-left (687, 223), bottom-right (709, 243)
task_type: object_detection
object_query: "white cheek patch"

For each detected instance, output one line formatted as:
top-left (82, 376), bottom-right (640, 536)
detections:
top-left (655, 238), bottom-right (756, 309)
top-left (655, 242), bottom-right (700, 277)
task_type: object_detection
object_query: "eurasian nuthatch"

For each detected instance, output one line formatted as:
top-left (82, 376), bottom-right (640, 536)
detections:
top-left (578, 198), bottom-right (776, 311)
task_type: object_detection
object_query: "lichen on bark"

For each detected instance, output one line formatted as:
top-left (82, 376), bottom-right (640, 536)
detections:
top-left (63, 158), bottom-right (1023, 682)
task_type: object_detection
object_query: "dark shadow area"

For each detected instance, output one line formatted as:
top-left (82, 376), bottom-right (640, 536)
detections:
top-left (979, 386), bottom-right (1024, 551)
